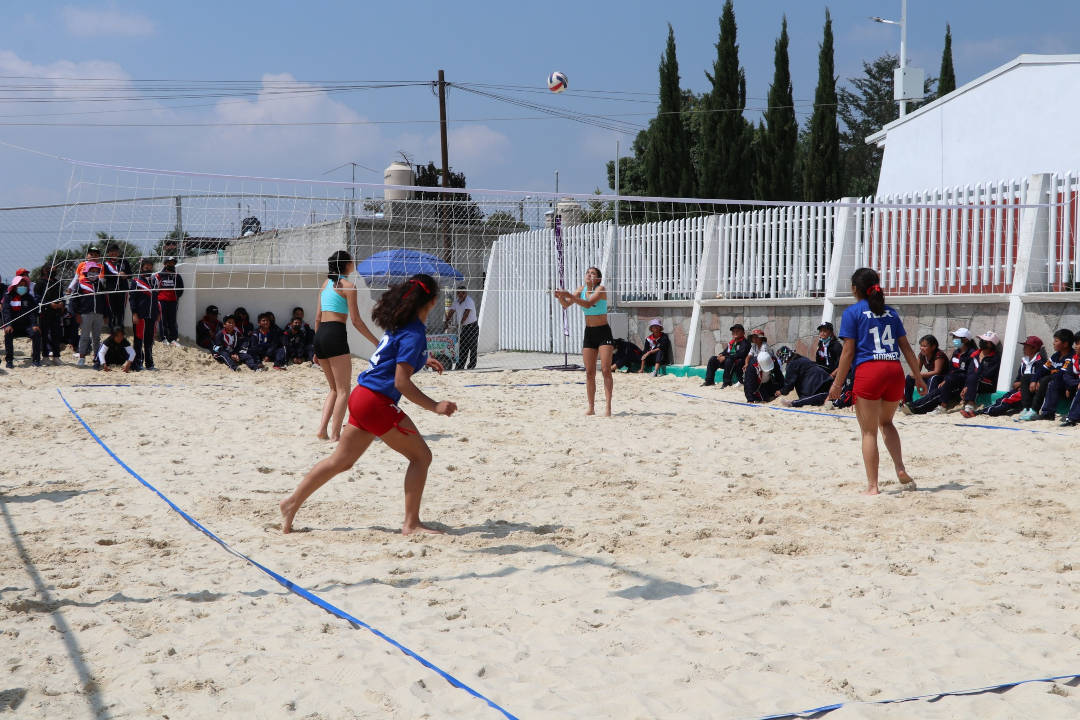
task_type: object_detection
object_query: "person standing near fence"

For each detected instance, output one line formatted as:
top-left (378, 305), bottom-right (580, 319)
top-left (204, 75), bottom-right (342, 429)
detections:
top-left (102, 244), bottom-right (131, 330)
top-left (828, 268), bottom-right (926, 495)
top-left (445, 286), bottom-right (478, 370)
top-left (154, 257), bottom-right (184, 345)
top-left (554, 266), bottom-right (614, 416)
top-left (69, 245), bottom-right (108, 368)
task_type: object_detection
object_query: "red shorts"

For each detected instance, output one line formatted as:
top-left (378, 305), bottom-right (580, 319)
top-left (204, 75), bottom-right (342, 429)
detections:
top-left (853, 360), bottom-right (904, 402)
top-left (347, 385), bottom-right (414, 436)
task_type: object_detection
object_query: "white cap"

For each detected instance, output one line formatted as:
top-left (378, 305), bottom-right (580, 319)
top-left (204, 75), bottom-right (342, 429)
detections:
top-left (950, 327), bottom-right (971, 338)
top-left (979, 331), bottom-right (1001, 345)
top-left (757, 350), bottom-right (774, 372)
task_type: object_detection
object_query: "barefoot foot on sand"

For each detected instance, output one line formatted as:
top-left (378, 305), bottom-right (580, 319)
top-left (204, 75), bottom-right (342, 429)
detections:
top-left (279, 498), bottom-right (298, 534)
top-left (316, 432), bottom-right (329, 440)
top-left (862, 487), bottom-right (881, 496)
top-left (897, 470), bottom-right (916, 489)
top-left (585, 408), bottom-right (595, 416)
top-left (402, 522), bottom-right (445, 536)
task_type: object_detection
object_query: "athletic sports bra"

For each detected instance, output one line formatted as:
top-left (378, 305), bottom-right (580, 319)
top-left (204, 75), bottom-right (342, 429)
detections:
top-left (581, 287), bottom-right (607, 316)
top-left (320, 279), bottom-right (348, 314)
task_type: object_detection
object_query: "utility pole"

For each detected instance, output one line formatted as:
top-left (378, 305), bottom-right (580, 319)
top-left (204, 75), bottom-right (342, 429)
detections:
top-left (438, 69), bottom-right (451, 262)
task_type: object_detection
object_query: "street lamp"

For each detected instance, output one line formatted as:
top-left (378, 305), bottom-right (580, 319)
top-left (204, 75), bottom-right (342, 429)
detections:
top-left (870, 0), bottom-right (924, 117)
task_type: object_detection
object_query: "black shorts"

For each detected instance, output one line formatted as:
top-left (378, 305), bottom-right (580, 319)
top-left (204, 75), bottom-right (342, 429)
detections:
top-left (314, 321), bottom-right (349, 359)
top-left (582, 323), bottom-right (614, 350)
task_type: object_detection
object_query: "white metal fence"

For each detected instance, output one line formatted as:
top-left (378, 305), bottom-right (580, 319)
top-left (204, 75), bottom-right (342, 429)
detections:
top-left (618, 216), bottom-right (706, 301)
top-left (491, 222), bottom-right (610, 354)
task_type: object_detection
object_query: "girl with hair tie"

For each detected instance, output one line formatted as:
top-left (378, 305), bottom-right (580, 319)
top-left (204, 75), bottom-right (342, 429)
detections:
top-left (828, 268), bottom-right (926, 495)
top-left (281, 274), bottom-right (456, 535)
top-left (313, 250), bottom-right (379, 441)
top-left (554, 266), bottom-right (614, 416)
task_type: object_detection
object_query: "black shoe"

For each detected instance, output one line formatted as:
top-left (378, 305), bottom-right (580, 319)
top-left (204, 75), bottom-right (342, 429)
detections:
top-left (31, 360), bottom-right (42, 367)
top-left (1061, 418), bottom-right (1077, 427)
top-left (1037, 412), bottom-right (1055, 421)
top-left (701, 381), bottom-right (714, 387)
top-left (4, 360), bottom-right (12, 369)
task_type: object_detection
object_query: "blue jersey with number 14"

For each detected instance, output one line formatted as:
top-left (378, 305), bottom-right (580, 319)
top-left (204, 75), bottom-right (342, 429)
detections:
top-left (839, 299), bottom-right (906, 368)
top-left (357, 319), bottom-right (428, 402)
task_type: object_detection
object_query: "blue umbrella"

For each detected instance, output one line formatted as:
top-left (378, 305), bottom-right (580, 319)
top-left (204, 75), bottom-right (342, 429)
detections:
top-left (354, 249), bottom-right (464, 284)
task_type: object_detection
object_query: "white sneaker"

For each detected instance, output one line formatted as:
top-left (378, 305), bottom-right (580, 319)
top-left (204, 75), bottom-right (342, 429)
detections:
top-left (930, 405), bottom-right (947, 415)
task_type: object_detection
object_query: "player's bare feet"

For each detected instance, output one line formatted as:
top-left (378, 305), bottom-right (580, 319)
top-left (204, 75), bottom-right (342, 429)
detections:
top-left (402, 522), bottom-right (445, 535)
top-left (585, 407), bottom-right (595, 416)
top-left (279, 497), bottom-right (299, 534)
top-left (316, 432), bottom-right (329, 440)
top-left (897, 470), bottom-right (916, 489)
top-left (862, 486), bottom-right (881, 496)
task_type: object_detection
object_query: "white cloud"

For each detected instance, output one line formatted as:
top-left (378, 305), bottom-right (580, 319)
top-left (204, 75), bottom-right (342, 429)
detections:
top-left (61, 5), bottom-right (155, 37)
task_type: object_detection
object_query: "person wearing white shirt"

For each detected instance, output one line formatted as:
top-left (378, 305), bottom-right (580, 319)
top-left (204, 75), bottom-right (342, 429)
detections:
top-left (445, 286), bottom-right (478, 370)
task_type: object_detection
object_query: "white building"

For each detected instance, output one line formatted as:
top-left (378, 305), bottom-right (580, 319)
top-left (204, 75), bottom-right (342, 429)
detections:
top-left (869, 54), bottom-right (1080, 196)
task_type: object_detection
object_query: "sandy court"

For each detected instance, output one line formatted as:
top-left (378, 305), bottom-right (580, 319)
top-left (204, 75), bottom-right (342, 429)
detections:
top-left (2, 342), bottom-right (1080, 719)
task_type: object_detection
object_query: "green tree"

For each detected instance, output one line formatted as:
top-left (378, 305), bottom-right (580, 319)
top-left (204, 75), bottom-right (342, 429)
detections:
top-left (937, 24), bottom-right (956, 98)
top-left (755, 16), bottom-right (798, 200)
top-left (485, 210), bottom-right (528, 232)
top-left (644, 24), bottom-right (695, 198)
top-left (698, 0), bottom-right (752, 200)
top-left (150, 229), bottom-right (191, 259)
top-left (32, 232), bottom-right (143, 284)
top-left (413, 162), bottom-right (484, 224)
top-left (580, 189), bottom-right (615, 224)
top-left (838, 53), bottom-right (936, 197)
top-left (802, 9), bottom-right (842, 202)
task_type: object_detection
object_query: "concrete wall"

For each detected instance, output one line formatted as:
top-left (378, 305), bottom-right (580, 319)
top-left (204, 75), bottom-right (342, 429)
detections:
top-left (176, 264), bottom-right (379, 359)
top-left (874, 55), bottom-right (1080, 195)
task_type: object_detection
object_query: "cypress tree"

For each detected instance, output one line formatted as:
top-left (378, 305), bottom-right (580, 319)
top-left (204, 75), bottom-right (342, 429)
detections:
top-left (645, 24), bottom-right (696, 198)
top-left (699, 0), bottom-right (751, 200)
top-left (938, 24), bottom-right (956, 98)
top-left (755, 16), bottom-right (797, 200)
top-left (803, 9), bottom-right (842, 202)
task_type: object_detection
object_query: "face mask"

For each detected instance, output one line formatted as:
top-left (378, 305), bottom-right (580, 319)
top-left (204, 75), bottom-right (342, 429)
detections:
top-left (16, 286), bottom-right (27, 296)
top-left (952, 338), bottom-right (962, 348)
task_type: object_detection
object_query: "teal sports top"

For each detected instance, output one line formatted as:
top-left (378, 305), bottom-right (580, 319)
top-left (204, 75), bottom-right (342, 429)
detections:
top-left (580, 287), bottom-right (607, 316)
top-left (320, 279), bottom-right (348, 313)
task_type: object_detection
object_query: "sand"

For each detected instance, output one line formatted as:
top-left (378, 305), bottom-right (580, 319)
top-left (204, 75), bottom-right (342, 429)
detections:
top-left (2, 340), bottom-right (1079, 719)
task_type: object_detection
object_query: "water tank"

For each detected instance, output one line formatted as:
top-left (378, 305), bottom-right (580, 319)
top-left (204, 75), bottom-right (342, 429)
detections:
top-left (384, 161), bottom-right (414, 201)
top-left (556, 197), bottom-right (584, 226)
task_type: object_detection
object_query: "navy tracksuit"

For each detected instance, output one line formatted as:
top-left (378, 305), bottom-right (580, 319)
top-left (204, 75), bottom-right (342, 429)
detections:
top-left (128, 274), bottom-right (157, 370)
top-left (704, 337), bottom-right (750, 386)
top-left (908, 346), bottom-right (977, 414)
top-left (1040, 351), bottom-right (1080, 418)
top-left (743, 346), bottom-right (784, 402)
top-left (153, 270), bottom-right (184, 342)
top-left (778, 355), bottom-right (834, 406)
top-left (815, 336), bottom-right (842, 375)
top-left (2, 288), bottom-right (42, 364)
top-left (239, 327), bottom-right (286, 369)
top-left (102, 257), bottom-right (132, 329)
top-left (283, 323), bottom-right (315, 363)
top-left (212, 329), bottom-right (244, 370)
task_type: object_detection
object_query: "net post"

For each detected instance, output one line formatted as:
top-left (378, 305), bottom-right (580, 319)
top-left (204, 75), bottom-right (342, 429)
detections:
top-left (822, 197), bottom-right (860, 326)
top-left (683, 214), bottom-right (719, 366)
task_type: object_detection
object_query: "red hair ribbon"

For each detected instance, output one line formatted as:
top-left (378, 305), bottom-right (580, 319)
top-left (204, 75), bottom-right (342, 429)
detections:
top-left (868, 284), bottom-right (882, 294)
top-left (403, 278), bottom-right (429, 298)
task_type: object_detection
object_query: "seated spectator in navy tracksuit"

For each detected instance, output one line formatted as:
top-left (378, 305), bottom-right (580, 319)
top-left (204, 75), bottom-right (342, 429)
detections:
top-left (97, 326), bottom-right (135, 373)
top-left (232, 307), bottom-right (254, 338)
top-left (239, 312), bottom-right (286, 370)
top-left (703, 323), bottom-right (750, 387)
top-left (903, 334), bottom-right (949, 406)
top-left (774, 347), bottom-right (834, 407)
top-left (283, 316), bottom-right (315, 365)
top-left (959, 331), bottom-right (1001, 417)
top-left (195, 305), bottom-right (221, 350)
top-left (1008, 335), bottom-right (1049, 421)
top-left (287, 307), bottom-right (315, 361)
top-left (1036, 330), bottom-right (1080, 423)
top-left (1058, 335), bottom-right (1080, 428)
top-left (639, 317), bottom-right (673, 376)
top-left (212, 315), bottom-right (244, 371)
top-left (2, 274), bottom-right (42, 368)
top-left (814, 321), bottom-right (843, 376)
top-left (742, 331), bottom-right (783, 403)
top-left (907, 328), bottom-right (979, 414)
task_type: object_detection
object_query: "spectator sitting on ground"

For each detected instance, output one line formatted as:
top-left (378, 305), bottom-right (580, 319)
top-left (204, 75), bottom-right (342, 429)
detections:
top-left (288, 306), bottom-right (315, 361)
top-left (774, 346), bottom-right (834, 407)
top-left (1023, 329), bottom-right (1074, 422)
top-left (1033, 329), bottom-right (1080, 423)
top-left (97, 326), bottom-right (135, 373)
top-left (211, 315), bottom-right (245, 371)
top-left (2, 274), bottom-right (42, 369)
top-left (743, 331), bottom-right (784, 402)
top-left (195, 305), bottom-right (221, 350)
top-left (959, 331), bottom-right (1002, 417)
top-left (1057, 333), bottom-right (1080, 427)
top-left (815, 321), bottom-right (842, 376)
top-left (239, 312), bottom-right (286, 370)
top-left (703, 323), bottom-right (750, 387)
top-left (639, 318), bottom-right (673, 376)
top-left (232, 307), bottom-right (254, 337)
top-left (1013, 336), bottom-right (1049, 421)
top-left (902, 334), bottom-right (949, 408)
top-left (283, 316), bottom-right (315, 365)
top-left (612, 337), bottom-right (643, 372)
top-left (907, 328), bottom-right (979, 415)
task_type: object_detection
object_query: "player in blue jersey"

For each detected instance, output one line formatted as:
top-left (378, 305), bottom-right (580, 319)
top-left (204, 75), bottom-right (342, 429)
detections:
top-left (280, 274), bottom-right (456, 535)
top-left (828, 268), bottom-right (926, 495)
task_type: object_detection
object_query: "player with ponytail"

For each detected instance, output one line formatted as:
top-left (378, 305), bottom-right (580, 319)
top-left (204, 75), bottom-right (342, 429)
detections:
top-left (281, 273), bottom-right (457, 535)
top-left (828, 268), bottom-right (926, 495)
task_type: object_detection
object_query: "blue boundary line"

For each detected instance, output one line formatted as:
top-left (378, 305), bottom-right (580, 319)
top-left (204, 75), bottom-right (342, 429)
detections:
top-left (749, 672), bottom-right (1080, 719)
top-left (954, 422), bottom-right (1068, 437)
top-left (463, 381), bottom-right (584, 388)
top-left (56, 388), bottom-right (520, 720)
top-left (669, 390), bottom-right (854, 420)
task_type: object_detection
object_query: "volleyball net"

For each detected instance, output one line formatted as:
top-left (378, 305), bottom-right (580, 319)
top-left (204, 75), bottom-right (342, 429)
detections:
top-left (2, 161), bottom-right (1079, 370)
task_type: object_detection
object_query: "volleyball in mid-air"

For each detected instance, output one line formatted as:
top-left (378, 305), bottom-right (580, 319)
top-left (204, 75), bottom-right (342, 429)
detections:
top-left (547, 71), bottom-right (568, 93)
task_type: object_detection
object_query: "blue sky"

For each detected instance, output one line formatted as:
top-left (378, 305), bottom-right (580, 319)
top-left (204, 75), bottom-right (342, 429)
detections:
top-left (0, 0), bottom-right (1077, 209)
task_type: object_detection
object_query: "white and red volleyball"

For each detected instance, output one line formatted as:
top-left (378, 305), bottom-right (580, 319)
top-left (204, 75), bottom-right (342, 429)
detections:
top-left (547, 71), bottom-right (568, 93)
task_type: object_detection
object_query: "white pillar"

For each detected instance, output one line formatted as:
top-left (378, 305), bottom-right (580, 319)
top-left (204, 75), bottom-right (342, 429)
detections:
top-left (683, 215), bottom-right (719, 366)
top-left (821, 198), bottom-right (860, 326)
top-left (998, 173), bottom-right (1051, 391)
top-left (477, 241), bottom-right (502, 354)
